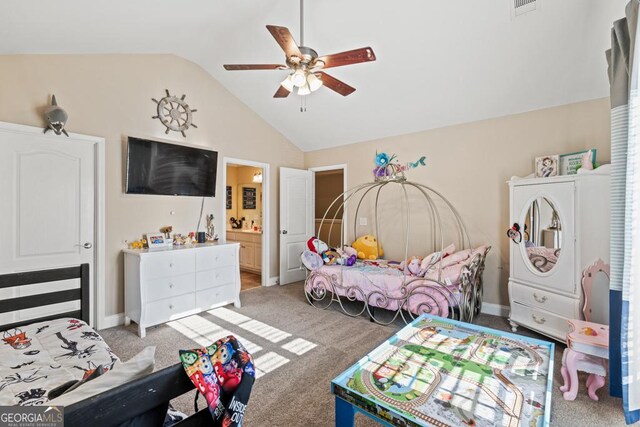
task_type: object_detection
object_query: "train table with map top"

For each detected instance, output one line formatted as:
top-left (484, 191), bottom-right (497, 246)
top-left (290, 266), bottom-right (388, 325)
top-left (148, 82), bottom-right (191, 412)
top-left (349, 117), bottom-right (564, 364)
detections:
top-left (331, 314), bottom-right (555, 427)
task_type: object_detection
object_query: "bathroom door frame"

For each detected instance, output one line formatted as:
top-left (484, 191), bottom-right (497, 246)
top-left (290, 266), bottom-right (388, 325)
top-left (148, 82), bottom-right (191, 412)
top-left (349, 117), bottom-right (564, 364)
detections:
top-left (221, 157), bottom-right (271, 287)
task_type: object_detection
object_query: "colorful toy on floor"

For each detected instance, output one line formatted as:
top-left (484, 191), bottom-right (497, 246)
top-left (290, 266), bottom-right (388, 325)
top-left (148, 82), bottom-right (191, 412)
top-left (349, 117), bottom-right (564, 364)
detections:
top-left (180, 336), bottom-right (255, 426)
top-left (352, 235), bottom-right (383, 260)
top-left (333, 314), bottom-right (554, 427)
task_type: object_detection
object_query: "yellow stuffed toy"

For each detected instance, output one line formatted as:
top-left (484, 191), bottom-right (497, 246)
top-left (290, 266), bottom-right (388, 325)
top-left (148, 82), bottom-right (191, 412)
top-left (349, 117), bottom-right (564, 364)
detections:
top-left (352, 235), bottom-right (384, 260)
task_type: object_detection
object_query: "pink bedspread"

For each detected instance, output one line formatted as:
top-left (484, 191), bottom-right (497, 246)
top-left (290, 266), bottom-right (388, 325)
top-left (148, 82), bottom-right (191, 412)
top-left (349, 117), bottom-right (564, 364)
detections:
top-left (311, 262), bottom-right (462, 317)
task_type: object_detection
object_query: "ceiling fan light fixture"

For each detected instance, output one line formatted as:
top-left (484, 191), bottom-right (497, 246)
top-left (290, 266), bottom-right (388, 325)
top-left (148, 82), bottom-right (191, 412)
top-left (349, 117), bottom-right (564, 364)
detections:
top-left (281, 75), bottom-right (294, 91)
top-left (291, 69), bottom-right (307, 87)
top-left (307, 73), bottom-right (323, 92)
top-left (298, 83), bottom-right (311, 96)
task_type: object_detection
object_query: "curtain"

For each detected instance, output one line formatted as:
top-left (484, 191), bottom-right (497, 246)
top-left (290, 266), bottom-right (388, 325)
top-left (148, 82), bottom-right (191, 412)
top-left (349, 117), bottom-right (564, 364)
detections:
top-left (607, 1), bottom-right (640, 423)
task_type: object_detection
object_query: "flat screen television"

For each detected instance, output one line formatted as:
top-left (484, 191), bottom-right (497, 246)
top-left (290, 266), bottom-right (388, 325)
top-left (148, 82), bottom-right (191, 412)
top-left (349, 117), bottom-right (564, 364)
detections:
top-left (126, 137), bottom-right (218, 197)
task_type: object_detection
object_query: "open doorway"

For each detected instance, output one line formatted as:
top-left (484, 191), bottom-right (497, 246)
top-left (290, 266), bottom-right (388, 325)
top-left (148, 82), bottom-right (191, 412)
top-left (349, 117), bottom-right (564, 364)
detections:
top-left (311, 165), bottom-right (347, 248)
top-left (223, 159), bottom-right (270, 291)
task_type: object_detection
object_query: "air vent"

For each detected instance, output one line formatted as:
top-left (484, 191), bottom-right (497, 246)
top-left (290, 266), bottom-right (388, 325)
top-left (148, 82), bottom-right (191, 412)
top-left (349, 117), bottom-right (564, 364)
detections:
top-left (511, 0), bottom-right (539, 17)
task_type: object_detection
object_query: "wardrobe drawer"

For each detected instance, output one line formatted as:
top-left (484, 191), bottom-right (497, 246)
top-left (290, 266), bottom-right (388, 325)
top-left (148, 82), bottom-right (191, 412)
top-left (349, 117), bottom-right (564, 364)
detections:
top-left (141, 251), bottom-right (195, 280)
top-left (510, 302), bottom-right (570, 341)
top-left (144, 293), bottom-right (196, 327)
top-left (142, 273), bottom-right (195, 303)
top-left (510, 282), bottom-right (577, 315)
top-left (196, 284), bottom-right (236, 311)
top-left (196, 246), bottom-right (237, 271)
top-left (196, 266), bottom-right (236, 291)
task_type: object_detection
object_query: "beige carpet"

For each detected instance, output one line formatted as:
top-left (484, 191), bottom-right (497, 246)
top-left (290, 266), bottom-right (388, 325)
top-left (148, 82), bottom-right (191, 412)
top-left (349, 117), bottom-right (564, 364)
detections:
top-left (100, 283), bottom-right (626, 426)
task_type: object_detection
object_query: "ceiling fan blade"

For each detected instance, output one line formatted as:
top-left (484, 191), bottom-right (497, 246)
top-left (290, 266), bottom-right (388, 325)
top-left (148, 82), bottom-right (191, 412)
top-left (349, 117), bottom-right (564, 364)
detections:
top-left (266, 25), bottom-right (303, 59)
top-left (317, 47), bottom-right (376, 69)
top-left (274, 85), bottom-right (291, 98)
top-left (223, 64), bottom-right (287, 71)
top-left (316, 72), bottom-right (356, 96)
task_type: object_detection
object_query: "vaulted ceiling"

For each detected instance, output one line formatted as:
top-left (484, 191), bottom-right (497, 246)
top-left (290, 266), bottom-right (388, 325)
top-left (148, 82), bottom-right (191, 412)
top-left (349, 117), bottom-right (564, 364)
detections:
top-left (0, 0), bottom-right (625, 151)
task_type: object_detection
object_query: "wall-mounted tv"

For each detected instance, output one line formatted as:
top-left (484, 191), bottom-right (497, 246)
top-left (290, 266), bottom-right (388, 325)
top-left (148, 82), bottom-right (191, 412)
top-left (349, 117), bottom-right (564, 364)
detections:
top-left (126, 137), bottom-right (218, 197)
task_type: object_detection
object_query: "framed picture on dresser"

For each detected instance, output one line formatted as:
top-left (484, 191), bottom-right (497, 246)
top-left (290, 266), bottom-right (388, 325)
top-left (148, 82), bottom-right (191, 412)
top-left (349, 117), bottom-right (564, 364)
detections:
top-left (146, 233), bottom-right (166, 249)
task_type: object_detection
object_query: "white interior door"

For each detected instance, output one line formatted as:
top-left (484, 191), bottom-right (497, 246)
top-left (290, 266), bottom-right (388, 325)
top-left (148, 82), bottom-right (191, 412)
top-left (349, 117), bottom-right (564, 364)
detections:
top-left (279, 167), bottom-right (313, 285)
top-left (0, 124), bottom-right (95, 324)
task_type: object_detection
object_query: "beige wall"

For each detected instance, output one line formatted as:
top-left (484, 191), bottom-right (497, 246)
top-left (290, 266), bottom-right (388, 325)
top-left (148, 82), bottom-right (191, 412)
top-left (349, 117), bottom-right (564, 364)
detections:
top-left (0, 55), bottom-right (304, 318)
top-left (305, 98), bottom-right (611, 307)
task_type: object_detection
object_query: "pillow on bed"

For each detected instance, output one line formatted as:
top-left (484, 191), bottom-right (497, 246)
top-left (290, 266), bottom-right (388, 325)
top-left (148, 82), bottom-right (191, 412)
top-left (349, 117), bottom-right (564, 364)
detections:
top-left (419, 244), bottom-right (456, 271)
top-left (48, 346), bottom-right (155, 407)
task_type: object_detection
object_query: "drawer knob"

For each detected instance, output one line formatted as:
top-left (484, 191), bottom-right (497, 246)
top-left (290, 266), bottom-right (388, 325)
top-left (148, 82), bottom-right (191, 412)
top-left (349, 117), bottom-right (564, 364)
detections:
top-left (169, 283), bottom-right (174, 289)
top-left (169, 304), bottom-right (174, 310)
top-left (532, 314), bottom-right (546, 324)
top-left (533, 293), bottom-right (547, 303)
top-left (169, 263), bottom-right (174, 268)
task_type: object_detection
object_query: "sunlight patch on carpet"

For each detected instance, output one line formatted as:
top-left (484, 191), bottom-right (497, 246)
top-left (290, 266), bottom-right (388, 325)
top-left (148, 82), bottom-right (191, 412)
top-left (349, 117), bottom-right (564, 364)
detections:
top-left (167, 315), bottom-right (263, 354)
top-left (253, 351), bottom-right (290, 379)
top-left (209, 308), bottom-right (292, 343)
top-left (281, 338), bottom-right (317, 355)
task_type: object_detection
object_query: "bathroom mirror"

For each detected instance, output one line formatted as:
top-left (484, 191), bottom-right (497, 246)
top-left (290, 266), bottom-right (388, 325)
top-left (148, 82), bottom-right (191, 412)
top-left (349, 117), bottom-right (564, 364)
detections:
top-left (523, 197), bottom-right (562, 273)
top-left (226, 183), bottom-right (262, 230)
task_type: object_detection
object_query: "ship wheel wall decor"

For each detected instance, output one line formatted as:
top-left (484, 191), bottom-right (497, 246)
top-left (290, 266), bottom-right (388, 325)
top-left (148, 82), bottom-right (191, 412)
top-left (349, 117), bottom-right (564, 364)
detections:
top-left (152, 89), bottom-right (198, 137)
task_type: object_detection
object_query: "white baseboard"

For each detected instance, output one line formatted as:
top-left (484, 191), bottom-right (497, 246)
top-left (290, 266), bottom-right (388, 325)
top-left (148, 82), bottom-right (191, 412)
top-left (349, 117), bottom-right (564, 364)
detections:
top-left (100, 313), bottom-right (125, 330)
top-left (268, 276), bottom-right (279, 286)
top-left (480, 302), bottom-right (509, 318)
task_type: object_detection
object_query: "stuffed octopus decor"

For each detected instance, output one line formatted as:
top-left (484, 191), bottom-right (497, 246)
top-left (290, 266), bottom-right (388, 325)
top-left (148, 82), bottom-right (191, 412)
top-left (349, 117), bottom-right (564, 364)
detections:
top-left (151, 89), bottom-right (198, 137)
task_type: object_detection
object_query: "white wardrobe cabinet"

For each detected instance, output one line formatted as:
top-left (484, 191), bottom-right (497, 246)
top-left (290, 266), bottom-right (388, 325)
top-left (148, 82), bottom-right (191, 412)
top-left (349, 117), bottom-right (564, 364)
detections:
top-left (507, 166), bottom-right (610, 341)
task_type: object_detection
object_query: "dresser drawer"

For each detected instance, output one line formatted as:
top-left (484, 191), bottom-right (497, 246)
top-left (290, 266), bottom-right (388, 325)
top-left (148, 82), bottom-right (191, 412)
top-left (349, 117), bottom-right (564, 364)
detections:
top-left (196, 266), bottom-right (236, 291)
top-left (195, 284), bottom-right (236, 311)
top-left (141, 251), bottom-right (195, 280)
top-left (196, 246), bottom-right (237, 271)
top-left (510, 282), bottom-right (578, 315)
top-left (142, 273), bottom-right (195, 303)
top-left (510, 302), bottom-right (570, 341)
top-left (143, 293), bottom-right (196, 327)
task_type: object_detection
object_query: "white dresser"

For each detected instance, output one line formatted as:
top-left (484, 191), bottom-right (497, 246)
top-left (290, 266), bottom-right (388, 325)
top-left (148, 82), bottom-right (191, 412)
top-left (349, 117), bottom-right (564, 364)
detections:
top-left (124, 243), bottom-right (241, 337)
top-left (507, 166), bottom-right (610, 341)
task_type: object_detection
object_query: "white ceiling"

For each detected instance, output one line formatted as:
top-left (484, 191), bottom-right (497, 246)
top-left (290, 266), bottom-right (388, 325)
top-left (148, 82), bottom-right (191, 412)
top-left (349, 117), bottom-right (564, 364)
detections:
top-left (0, 0), bottom-right (625, 151)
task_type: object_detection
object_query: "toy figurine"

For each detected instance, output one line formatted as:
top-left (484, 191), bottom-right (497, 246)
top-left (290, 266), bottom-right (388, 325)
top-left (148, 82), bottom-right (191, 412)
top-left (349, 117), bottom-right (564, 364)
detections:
top-left (206, 214), bottom-right (215, 241)
top-left (43, 94), bottom-right (69, 137)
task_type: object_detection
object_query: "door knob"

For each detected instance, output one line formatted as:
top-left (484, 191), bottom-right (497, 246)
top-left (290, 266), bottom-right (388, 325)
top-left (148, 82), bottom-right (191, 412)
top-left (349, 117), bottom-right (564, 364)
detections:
top-left (282, 230), bottom-right (288, 235)
top-left (77, 242), bottom-right (93, 249)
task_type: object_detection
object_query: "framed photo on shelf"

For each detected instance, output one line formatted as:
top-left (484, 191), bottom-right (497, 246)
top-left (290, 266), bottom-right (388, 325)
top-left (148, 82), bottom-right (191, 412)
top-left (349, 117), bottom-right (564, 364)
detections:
top-left (559, 149), bottom-right (596, 175)
top-left (534, 155), bottom-right (559, 178)
top-left (146, 233), bottom-right (166, 250)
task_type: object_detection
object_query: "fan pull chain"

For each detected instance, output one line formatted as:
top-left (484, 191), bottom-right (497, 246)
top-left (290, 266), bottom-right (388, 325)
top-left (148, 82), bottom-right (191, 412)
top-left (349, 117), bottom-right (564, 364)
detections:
top-left (300, 96), bottom-right (307, 113)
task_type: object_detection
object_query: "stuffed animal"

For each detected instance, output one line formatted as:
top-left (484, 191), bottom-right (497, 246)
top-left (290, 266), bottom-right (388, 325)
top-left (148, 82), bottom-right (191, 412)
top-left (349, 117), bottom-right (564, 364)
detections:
top-left (399, 256), bottom-right (423, 276)
top-left (352, 235), bottom-right (383, 260)
top-left (307, 237), bottom-right (329, 254)
top-left (335, 246), bottom-right (358, 266)
top-left (322, 250), bottom-right (339, 265)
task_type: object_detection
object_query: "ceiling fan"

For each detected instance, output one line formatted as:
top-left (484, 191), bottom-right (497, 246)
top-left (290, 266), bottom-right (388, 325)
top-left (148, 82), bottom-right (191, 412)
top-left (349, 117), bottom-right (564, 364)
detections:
top-left (223, 0), bottom-right (376, 98)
